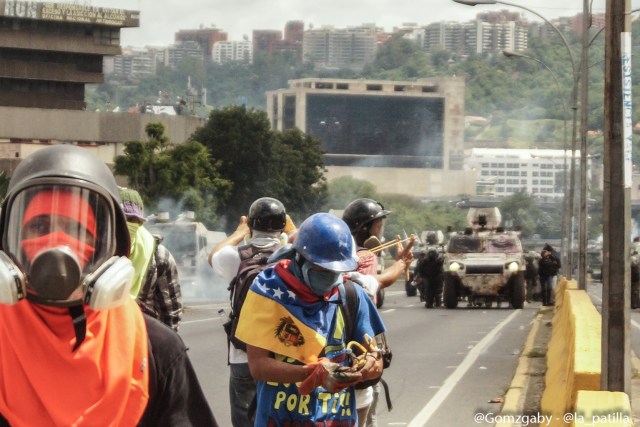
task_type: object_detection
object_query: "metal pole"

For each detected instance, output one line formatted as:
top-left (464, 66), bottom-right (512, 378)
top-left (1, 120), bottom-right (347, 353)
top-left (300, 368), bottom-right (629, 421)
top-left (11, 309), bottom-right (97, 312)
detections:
top-left (601, 0), bottom-right (631, 394)
top-left (578, 0), bottom-right (590, 289)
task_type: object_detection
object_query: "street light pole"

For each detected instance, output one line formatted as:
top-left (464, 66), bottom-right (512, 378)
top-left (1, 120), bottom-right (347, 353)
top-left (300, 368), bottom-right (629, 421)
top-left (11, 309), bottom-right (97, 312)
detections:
top-left (577, 0), bottom-right (590, 289)
top-left (503, 50), bottom-right (570, 273)
top-left (453, 0), bottom-right (579, 278)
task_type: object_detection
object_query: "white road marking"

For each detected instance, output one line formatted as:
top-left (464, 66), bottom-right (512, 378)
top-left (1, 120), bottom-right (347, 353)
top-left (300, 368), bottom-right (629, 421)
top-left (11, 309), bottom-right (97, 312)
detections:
top-left (407, 309), bottom-right (521, 427)
top-left (181, 317), bottom-right (221, 325)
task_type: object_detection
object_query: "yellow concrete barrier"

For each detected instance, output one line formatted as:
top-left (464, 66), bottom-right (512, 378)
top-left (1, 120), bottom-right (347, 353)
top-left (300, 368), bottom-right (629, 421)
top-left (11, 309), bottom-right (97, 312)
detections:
top-left (541, 279), bottom-right (603, 426)
top-left (572, 390), bottom-right (633, 427)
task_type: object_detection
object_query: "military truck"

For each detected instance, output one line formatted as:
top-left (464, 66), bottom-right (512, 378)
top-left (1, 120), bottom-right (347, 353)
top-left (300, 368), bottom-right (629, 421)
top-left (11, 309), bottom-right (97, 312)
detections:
top-left (442, 208), bottom-right (525, 309)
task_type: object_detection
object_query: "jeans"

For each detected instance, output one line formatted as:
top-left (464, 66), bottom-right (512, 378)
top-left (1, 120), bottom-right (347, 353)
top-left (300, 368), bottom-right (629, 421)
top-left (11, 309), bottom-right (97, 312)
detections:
top-left (365, 382), bottom-right (381, 427)
top-left (540, 275), bottom-right (555, 306)
top-left (229, 362), bottom-right (256, 427)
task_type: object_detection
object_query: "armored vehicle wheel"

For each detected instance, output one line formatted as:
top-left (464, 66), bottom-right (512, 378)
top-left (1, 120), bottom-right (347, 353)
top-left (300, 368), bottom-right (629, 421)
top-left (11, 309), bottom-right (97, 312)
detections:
top-left (443, 276), bottom-right (458, 309)
top-left (510, 275), bottom-right (525, 309)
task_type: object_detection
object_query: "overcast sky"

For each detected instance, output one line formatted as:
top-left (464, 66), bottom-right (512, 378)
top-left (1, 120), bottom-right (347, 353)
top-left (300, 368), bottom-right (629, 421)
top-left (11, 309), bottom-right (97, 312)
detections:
top-left (40, 0), bottom-right (628, 47)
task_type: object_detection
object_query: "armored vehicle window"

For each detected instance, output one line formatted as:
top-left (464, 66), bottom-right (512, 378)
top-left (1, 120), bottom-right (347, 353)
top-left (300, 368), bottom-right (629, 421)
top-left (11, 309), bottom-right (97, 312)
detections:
top-left (447, 236), bottom-right (482, 253)
top-left (149, 223), bottom-right (198, 255)
top-left (486, 237), bottom-right (522, 254)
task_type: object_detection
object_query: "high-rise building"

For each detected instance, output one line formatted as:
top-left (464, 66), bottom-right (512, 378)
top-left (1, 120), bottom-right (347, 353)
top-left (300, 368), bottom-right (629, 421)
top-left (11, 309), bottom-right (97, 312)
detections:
top-left (253, 29), bottom-right (282, 56)
top-left (284, 20), bottom-right (304, 44)
top-left (164, 40), bottom-right (205, 68)
top-left (175, 27), bottom-right (227, 61)
top-left (303, 26), bottom-right (377, 70)
top-left (107, 47), bottom-right (158, 78)
top-left (425, 11), bottom-right (527, 57)
top-left (0, 0), bottom-right (138, 110)
top-left (424, 22), bottom-right (465, 54)
top-left (212, 40), bottom-right (252, 64)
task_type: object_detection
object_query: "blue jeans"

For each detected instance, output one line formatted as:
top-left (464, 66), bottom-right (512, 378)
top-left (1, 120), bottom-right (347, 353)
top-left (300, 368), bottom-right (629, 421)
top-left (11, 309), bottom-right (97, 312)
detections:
top-left (229, 362), bottom-right (256, 427)
top-left (540, 275), bottom-right (555, 305)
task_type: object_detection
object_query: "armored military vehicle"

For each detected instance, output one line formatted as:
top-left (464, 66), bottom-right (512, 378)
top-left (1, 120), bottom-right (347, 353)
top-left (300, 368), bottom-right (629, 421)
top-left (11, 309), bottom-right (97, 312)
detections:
top-left (146, 211), bottom-right (226, 302)
top-left (442, 208), bottom-right (525, 309)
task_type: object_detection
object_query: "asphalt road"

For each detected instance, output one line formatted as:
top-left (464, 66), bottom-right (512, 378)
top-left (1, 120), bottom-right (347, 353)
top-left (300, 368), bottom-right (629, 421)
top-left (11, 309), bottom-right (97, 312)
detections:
top-left (179, 288), bottom-right (540, 427)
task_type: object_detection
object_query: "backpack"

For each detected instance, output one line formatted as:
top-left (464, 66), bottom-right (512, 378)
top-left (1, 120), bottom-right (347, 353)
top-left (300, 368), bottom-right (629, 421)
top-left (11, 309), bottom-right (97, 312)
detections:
top-left (224, 243), bottom-right (280, 352)
top-left (339, 280), bottom-right (393, 411)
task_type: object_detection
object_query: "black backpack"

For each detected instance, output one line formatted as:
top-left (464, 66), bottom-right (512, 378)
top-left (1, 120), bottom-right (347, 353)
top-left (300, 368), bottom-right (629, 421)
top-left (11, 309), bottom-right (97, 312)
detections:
top-left (339, 280), bottom-right (393, 411)
top-left (224, 243), bottom-right (280, 352)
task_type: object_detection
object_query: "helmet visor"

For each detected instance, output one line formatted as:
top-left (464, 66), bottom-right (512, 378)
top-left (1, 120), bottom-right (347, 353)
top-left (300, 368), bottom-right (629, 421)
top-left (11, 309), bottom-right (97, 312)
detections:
top-left (5, 185), bottom-right (117, 281)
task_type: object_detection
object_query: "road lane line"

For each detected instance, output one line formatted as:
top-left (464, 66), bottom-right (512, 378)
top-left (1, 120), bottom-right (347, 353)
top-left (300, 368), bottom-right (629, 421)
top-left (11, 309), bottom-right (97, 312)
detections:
top-left (181, 317), bottom-right (221, 325)
top-left (407, 309), bottom-right (521, 427)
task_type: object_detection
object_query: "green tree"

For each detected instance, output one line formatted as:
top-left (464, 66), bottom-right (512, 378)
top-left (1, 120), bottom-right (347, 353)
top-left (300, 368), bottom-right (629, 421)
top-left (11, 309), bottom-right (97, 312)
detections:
top-left (114, 122), bottom-right (230, 228)
top-left (190, 106), bottom-right (274, 228)
top-left (498, 191), bottom-right (549, 238)
top-left (191, 106), bottom-right (327, 230)
top-left (266, 129), bottom-right (328, 222)
top-left (114, 122), bottom-right (170, 199)
top-left (369, 36), bottom-right (422, 71)
top-left (324, 176), bottom-right (378, 212)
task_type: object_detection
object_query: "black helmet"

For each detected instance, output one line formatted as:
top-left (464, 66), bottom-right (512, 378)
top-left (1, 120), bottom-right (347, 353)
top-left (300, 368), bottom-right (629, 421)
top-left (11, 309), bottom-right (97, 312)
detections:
top-left (248, 197), bottom-right (286, 232)
top-left (1, 145), bottom-right (130, 261)
top-left (342, 198), bottom-right (391, 235)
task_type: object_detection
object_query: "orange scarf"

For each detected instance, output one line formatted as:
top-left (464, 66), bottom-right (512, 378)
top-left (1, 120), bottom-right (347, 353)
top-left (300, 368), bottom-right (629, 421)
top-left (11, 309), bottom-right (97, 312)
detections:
top-left (0, 298), bottom-right (149, 426)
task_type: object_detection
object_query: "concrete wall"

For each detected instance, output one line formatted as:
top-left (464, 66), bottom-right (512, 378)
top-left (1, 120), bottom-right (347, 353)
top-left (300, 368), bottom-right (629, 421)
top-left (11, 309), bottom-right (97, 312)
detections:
top-left (541, 278), bottom-right (632, 427)
top-left (324, 166), bottom-right (477, 199)
top-left (0, 107), bottom-right (206, 147)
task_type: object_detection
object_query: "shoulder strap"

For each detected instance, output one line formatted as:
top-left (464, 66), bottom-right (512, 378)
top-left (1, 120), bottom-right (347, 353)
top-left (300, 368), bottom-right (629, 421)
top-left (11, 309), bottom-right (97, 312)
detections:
top-left (339, 280), bottom-right (359, 342)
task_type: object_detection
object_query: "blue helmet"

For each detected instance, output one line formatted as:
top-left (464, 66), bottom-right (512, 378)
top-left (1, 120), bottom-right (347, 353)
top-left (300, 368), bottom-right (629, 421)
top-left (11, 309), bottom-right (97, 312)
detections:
top-left (293, 213), bottom-right (357, 272)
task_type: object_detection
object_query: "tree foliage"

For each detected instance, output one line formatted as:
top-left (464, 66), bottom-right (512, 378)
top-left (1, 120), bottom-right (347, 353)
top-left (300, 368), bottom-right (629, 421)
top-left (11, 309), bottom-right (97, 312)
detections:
top-left (190, 106), bottom-right (327, 230)
top-left (324, 176), bottom-right (466, 243)
top-left (114, 122), bottom-right (230, 228)
top-left (497, 191), bottom-right (562, 238)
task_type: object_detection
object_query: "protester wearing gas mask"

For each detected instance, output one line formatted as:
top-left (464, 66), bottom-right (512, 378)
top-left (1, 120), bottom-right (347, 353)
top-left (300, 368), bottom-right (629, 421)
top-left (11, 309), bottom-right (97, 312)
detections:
top-left (0, 145), bottom-right (217, 426)
top-left (235, 213), bottom-right (385, 426)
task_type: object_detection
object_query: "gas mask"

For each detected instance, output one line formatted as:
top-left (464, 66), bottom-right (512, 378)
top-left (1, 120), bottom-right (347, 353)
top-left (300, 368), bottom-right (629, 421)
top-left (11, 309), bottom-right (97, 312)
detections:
top-left (301, 259), bottom-right (343, 297)
top-left (0, 185), bottom-right (134, 310)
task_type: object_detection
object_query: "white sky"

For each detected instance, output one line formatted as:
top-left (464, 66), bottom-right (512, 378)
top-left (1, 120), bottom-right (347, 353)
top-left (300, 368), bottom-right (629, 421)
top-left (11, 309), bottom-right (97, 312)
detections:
top-left (37, 0), bottom-right (630, 47)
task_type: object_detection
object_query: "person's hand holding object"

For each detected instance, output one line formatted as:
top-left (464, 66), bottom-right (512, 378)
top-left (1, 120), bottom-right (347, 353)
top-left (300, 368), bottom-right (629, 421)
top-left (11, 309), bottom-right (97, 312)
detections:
top-left (298, 358), bottom-right (362, 395)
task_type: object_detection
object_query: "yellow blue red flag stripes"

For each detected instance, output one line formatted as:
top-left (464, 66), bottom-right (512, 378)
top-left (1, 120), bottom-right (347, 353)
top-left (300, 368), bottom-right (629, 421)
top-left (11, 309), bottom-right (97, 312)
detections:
top-left (236, 266), bottom-right (338, 364)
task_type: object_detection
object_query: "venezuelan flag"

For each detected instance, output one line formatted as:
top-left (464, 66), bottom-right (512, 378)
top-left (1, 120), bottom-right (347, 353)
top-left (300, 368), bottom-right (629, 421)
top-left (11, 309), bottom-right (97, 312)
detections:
top-left (236, 265), bottom-right (338, 364)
